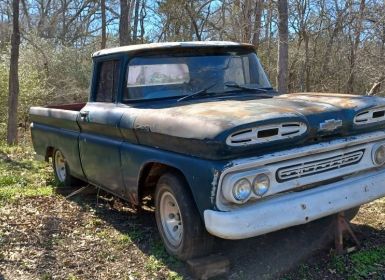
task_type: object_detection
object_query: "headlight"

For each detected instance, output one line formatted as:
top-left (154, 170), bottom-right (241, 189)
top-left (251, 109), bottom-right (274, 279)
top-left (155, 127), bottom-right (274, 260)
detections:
top-left (372, 144), bottom-right (385, 166)
top-left (232, 178), bottom-right (252, 202)
top-left (253, 174), bottom-right (270, 196)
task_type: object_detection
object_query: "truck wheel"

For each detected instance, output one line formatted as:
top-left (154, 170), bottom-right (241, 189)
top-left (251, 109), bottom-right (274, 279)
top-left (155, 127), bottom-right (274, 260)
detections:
top-left (155, 172), bottom-right (214, 260)
top-left (52, 149), bottom-right (78, 187)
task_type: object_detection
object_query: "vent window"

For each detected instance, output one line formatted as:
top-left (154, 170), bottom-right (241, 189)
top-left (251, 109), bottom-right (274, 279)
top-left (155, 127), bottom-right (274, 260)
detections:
top-left (354, 107), bottom-right (385, 125)
top-left (226, 122), bottom-right (307, 146)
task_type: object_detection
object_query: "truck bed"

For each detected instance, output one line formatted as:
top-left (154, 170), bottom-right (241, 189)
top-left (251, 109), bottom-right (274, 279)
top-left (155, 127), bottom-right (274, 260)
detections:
top-left (46, 103), bottom-right (86, 111)
top-left (29, 103), bottom-right (86, 179)
top-left (29, 103), bottom-right (86, 130)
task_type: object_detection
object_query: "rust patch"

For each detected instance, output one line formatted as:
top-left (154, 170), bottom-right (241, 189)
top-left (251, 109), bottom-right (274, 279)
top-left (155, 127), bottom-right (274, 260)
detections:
top-left (280, 92), bottom-right (385, 110)
top-left (127, 192), bottom-right (139, 205)
top-left (131, 99), bottom-right (301, 140)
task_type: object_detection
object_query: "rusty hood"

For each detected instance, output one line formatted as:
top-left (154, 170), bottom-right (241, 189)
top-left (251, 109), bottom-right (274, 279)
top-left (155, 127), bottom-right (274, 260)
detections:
top-left (122, 92), bottom-right (385, 159)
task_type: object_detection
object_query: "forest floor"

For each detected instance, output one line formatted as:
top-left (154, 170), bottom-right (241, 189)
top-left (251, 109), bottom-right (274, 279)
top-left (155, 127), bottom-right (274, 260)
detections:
top-left (1, 143), bottom-right (385, 280)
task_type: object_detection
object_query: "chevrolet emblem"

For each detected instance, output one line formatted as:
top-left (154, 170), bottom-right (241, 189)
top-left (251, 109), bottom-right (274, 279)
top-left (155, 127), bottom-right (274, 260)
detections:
top-left (319, 119), bottom-right (342, 132)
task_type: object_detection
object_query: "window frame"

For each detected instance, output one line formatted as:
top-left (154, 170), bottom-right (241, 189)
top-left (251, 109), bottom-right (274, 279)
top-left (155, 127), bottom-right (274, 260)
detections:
top-left (90, 54), bottom-right (126, 103)
top-left (118, 47), bottom-right (271, 104)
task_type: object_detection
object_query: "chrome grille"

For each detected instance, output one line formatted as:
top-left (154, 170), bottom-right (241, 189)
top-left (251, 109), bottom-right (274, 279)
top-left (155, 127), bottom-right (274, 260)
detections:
top-left (276, 150), bottom-right (364, 182)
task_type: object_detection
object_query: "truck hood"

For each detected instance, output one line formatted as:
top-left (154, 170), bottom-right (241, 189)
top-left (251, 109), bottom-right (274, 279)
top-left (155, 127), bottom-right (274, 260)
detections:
top-left (125, 92), bottom-right (385, 159)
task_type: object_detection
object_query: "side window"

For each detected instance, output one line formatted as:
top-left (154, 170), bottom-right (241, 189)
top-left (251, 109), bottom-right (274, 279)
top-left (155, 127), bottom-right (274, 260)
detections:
top-left (95, 60), bottom-right (120, 102)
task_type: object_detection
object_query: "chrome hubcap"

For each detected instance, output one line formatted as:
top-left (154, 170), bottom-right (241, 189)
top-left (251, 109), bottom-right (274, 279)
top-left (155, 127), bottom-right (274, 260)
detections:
top-left (160, 191), bottom-right (183, 247)
top-left (54, 150), bottom-right (66, 182)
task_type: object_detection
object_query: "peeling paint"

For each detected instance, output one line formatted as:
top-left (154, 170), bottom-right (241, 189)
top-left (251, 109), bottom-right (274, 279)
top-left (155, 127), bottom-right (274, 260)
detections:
top-left (115, 91), bottom-right (385, 160)
top-left (127, 100), bottom-right (302, 140)
top-left (280, 92), bottom-right (385, 110)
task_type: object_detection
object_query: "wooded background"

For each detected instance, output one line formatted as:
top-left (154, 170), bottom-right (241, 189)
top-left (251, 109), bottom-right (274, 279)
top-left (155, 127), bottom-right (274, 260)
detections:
top-left (1, 0), bottom-right (385, 143)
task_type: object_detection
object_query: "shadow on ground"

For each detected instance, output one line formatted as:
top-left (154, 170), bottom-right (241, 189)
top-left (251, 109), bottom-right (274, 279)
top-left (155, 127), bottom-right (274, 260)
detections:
top-left (0, 150), bottom-right (36, 171)
top-left (55, 186), bottom-right (381, 280)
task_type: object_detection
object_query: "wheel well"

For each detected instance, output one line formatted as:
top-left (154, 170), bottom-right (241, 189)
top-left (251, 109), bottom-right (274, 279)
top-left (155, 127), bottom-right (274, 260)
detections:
top-left (45, 146), bottom-right (54, 161)
top-left (138, 162), bottom-right (188, 203)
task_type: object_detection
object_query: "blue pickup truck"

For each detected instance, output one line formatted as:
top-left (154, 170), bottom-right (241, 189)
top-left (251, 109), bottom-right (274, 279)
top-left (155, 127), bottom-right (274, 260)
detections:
top-left (30, 41), bottom-right (385, 260)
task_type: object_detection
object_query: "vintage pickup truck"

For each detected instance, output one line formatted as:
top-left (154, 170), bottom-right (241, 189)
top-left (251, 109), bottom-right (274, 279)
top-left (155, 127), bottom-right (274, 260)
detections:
top-left (30, 41), bottom-right (385, 260)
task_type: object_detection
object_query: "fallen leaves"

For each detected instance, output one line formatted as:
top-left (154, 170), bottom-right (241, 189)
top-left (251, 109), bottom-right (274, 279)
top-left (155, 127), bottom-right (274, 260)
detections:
top-left (0, 195), bottom-right (184, 280)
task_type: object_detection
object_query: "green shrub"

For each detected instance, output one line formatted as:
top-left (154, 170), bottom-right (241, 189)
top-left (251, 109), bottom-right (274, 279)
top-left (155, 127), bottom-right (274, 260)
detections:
top-left (0, 38), bottom-right (96, 142)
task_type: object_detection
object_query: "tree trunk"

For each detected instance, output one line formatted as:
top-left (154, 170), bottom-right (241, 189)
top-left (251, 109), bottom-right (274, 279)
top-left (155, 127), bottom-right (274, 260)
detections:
top-left (241, 0), bottom-right (252, 42)
top-left (252, 0), bottom-right (263, 51)
top-left (101, 0), bottom-right (107, 48)
top-left (7, 0), bottom-right (20, 145)
top-left (277, 0), bottom-right (289, 94)
top-left (266, 0), bottom-right (273, 77)
top-left (346, 0), bottom-right (365, 93)
top-left (184, 1), bottom-right (203, 41)
top-left (119, 0), bottom-right (130, 46)
top-left (367, 76), bottom-right (384, 96)
top-left (132, 0), bottom-right (140, 42)
top-left (140, 0), bottom-right (146, 43)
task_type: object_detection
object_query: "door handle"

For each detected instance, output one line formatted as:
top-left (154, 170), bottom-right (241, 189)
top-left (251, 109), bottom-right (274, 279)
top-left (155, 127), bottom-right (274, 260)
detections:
top-left (80, 111), bottom-right (89, 121)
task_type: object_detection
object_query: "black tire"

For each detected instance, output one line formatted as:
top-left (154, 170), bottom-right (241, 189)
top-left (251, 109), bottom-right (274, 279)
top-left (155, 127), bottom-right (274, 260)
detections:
top-left (52, 149), bottom-right (80, 187)
top-left (155, 172), bottom-right (214, 260)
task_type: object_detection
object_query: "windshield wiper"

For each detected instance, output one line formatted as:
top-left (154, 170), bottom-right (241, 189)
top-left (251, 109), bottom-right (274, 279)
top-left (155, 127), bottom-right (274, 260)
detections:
top-left (178, 82), bottom-right (218, 102)
top-left (224, 81), bottom-right (268, 93)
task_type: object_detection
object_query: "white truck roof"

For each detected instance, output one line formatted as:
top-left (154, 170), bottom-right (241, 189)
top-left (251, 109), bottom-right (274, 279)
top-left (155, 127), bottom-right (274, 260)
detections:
top-left (92, 41), bottom-right (253, 57)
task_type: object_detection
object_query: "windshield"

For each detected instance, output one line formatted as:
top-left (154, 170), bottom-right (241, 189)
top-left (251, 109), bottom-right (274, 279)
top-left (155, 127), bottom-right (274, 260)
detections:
top-left (123, 51), bottom-right (272, 101)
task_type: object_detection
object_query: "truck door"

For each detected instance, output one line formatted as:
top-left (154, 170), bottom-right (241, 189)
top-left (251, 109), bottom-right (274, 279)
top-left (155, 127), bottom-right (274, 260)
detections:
top-left (77, 57), bottom-right (126, 197)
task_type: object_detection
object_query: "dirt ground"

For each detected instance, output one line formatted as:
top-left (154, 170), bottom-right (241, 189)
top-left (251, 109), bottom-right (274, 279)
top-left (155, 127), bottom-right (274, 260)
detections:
top-left (1, 144), bottom-right (385, 280)
top-left (2, 188), bottom-right (385, 280)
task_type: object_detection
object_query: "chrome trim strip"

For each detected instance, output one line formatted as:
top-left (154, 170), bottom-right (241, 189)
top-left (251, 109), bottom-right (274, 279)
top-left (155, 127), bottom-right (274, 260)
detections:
top-left (224, 131), bottom-right (385, 173)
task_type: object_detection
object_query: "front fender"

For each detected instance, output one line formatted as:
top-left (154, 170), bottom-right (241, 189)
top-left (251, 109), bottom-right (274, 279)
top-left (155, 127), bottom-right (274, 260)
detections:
top-left (119, 141), bottom-right (227, 216)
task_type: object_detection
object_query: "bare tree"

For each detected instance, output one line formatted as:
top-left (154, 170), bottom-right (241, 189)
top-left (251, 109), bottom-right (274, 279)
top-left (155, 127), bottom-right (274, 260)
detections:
top-left (139, 0), bottom-right (146, 43)
top-left (132, 0), bottom-right (140, 42)
top-left (277, 0), bottom-right (288, 94)
top-left (252, 0), bottom-right (264, 51)
top-left (101, 0), bottom-right (106, 48)
top-left (265, 0), bottom-right (274, 76)
top-left (292, 0), bottom-right (311, 91)
top-left (2, 0), bottom-right (385, 128)
top-left (367, 75), bottom-right (385, 96)
top-left (346, 0), bottom-right (366, 93)
top-left (119, 0), bottom-right (130, 45)
top-left (184, 0), bottom-right (213, 41)
top-left (7, 0), bottom-right (20, 145)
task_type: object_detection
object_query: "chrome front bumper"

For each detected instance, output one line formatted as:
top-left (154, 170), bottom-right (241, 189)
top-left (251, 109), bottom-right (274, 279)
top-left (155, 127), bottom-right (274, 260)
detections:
top-left (204, 168), bottom-right (385, 239)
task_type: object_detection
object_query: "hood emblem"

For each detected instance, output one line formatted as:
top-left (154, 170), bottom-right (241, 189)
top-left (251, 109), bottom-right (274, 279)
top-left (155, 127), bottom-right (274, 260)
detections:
top-left (319, 119), bottom-right (342, 132)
